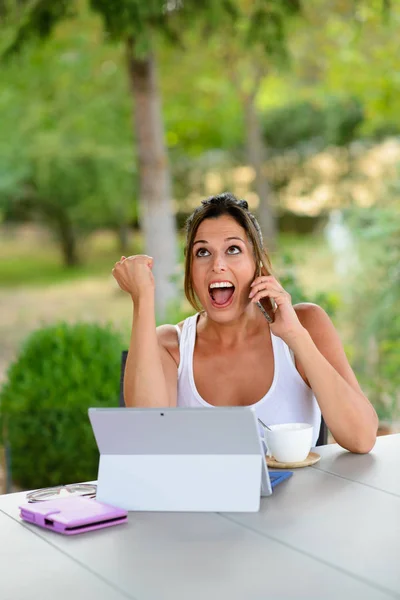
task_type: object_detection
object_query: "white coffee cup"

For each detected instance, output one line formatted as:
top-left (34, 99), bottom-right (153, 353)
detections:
top-left (264, 423), bottom-right (313, 463)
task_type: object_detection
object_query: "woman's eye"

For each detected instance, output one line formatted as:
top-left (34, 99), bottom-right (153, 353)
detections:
top-left (196, 248), bottom-right (210, 257)
top-left (227, 245), bottom-right (241, 255)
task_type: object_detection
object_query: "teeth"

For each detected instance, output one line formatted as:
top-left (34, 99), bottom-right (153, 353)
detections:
top-left (209, 282), bottom-right (234, 289)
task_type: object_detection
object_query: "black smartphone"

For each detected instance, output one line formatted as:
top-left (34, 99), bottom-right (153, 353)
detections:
top-left (255, 265), bottom-right (276, 323)
top-left (256, 297), bottom-right (276, 324)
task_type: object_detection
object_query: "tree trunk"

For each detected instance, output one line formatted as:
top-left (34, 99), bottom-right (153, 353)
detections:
top-left (15, 195), bottom-right (80, 267)
top-left (243, 96), bottom-right (277, 250)
top-left (126, 39), bottom-right (178, 320)
top-left (55, 210), bottom-right (79, 267)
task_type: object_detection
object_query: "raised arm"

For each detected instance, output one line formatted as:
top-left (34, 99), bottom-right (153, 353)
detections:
top-left (112, 255), bottom-right (178, 408)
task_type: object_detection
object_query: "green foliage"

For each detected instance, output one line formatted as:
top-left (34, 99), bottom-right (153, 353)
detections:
top-left (0, 9), bottom-right (136, 264)
top-left (262, 97), bottom-right (364, 151)
top-left (89, 0), bottom-right (300, 58)
top-left (0, 322), bottom-right (124, 488)
top-left (289, 1), bottom-right (400, 136)
top-left (0, 0), bottom-right (73, 56)
top-left (324, 97), bottom-right (365, 146)
top-left (345, 198), bottom-right (400, 420)
top-left (369, 121), bottom-right (400, 140)
top-left (243, 0), bottom-right (300, 60)
top-left (263, 101), bottom-right (323, 151)
top-left (279, 251), bottom-right (340, 319)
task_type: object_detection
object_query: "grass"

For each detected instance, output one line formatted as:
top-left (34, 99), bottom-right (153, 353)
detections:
top-left (0, 226), bottom-right (143, 287)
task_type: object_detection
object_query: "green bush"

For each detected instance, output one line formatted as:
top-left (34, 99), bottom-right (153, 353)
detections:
top-left (262, 97), bottom-right (364, 151)
top-left (0, 322), bottom-right (125, 489)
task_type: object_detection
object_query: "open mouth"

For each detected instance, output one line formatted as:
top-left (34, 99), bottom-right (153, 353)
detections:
top-left (208, 281), bottom-right (235, 308)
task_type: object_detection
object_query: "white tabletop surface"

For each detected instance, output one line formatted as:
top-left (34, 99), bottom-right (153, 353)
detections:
top-left (1, 434), bottom-right (399, 600)
top-left (0, 511), bottom-right (130, 600)
top-left (313, 433), bottom-right (400, 496)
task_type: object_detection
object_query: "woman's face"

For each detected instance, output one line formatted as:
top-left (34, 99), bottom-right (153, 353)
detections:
top-left (191, 214), bottom-right (256, 320)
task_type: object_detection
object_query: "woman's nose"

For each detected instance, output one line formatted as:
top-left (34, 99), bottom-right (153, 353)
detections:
top-left (212, 254), bottom-right (227, 273)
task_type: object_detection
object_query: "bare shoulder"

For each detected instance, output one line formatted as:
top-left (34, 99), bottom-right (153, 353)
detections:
top-left (294, 302), bottom-right (334, 337)
top-left (156, 322), bottom-right (183, 366)
top-left (294, 302), bottom-right (342, 349)
top-left (156, 324), bottom-right (180, 350)
top-left (293, 303), bottom-right (364, 394)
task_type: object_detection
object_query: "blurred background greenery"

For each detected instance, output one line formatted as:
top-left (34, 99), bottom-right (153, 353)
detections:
top-left (1, 0), bottom-right (399, 491)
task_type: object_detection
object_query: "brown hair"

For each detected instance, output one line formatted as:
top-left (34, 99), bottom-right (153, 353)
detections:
top-left (184, 192), bottom-right (273, 312)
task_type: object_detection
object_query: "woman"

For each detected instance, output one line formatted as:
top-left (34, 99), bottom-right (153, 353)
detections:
top-left (112, 192), bottom-right (378, 453)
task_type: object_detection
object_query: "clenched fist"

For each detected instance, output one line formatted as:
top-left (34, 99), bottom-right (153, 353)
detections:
top-left (112, 255), bottom-right (155, 303)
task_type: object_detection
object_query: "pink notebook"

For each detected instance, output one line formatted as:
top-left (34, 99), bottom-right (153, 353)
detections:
top-left (19, 495), bottom-right (128, 535)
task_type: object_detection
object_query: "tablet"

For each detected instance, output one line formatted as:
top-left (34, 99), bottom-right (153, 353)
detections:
top-left (88, 406), bottom-right (291, 512)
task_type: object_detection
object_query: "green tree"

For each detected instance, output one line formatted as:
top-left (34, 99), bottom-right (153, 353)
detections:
top-left (88, 0), bottom-right (307, 314)
top-left (203, 3), bottom-right (301, 249)
top-left (0, 9), bottom-right (136, 265)
top-left (288, 0), bottom-right (400, 136)
top-left (1, 0), bottom-right (177, 313)
top-left (157, 3), bottom-right (303, 248)
top-left (0, 0), bottom-right (309, 317)
top-left (2, 0), bottom-right (390, 311)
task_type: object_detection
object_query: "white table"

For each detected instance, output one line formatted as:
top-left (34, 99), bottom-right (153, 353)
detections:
top-left (1, 435), bottom-right (399, 600)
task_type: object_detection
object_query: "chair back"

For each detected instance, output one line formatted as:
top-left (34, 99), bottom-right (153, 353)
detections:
top-left (119, 350), bottom-right (128, 407)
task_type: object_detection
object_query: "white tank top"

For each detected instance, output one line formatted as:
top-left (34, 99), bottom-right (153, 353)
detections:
top-left (176, 314), bottom-right (321, 446)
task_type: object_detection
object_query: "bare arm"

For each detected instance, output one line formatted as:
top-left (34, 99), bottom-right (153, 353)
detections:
top-left (249, 275), bottom-right (378, 454)
top-left (291, 304), bottom-right (378, 453)
top-left (124, 298), bottom-right (177, 407)
top-left (112, 255), bottom-right (178, 408)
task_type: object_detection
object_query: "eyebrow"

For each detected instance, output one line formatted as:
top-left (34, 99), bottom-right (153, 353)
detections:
top-left (193, 236), bottom-right (245, 246)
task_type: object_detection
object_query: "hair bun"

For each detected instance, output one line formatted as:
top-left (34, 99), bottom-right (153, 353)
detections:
top-left (201, 193), bottom-right (249, 211)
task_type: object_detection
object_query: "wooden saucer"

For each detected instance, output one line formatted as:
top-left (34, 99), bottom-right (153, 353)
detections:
top-left (266, 451), bottom-right (321, 469)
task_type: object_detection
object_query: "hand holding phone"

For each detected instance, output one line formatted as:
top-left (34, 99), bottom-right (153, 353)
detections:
top-left (256, 297), bottom-right (276, 323)
top-left (251, 265), bottom-right (277, 323)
